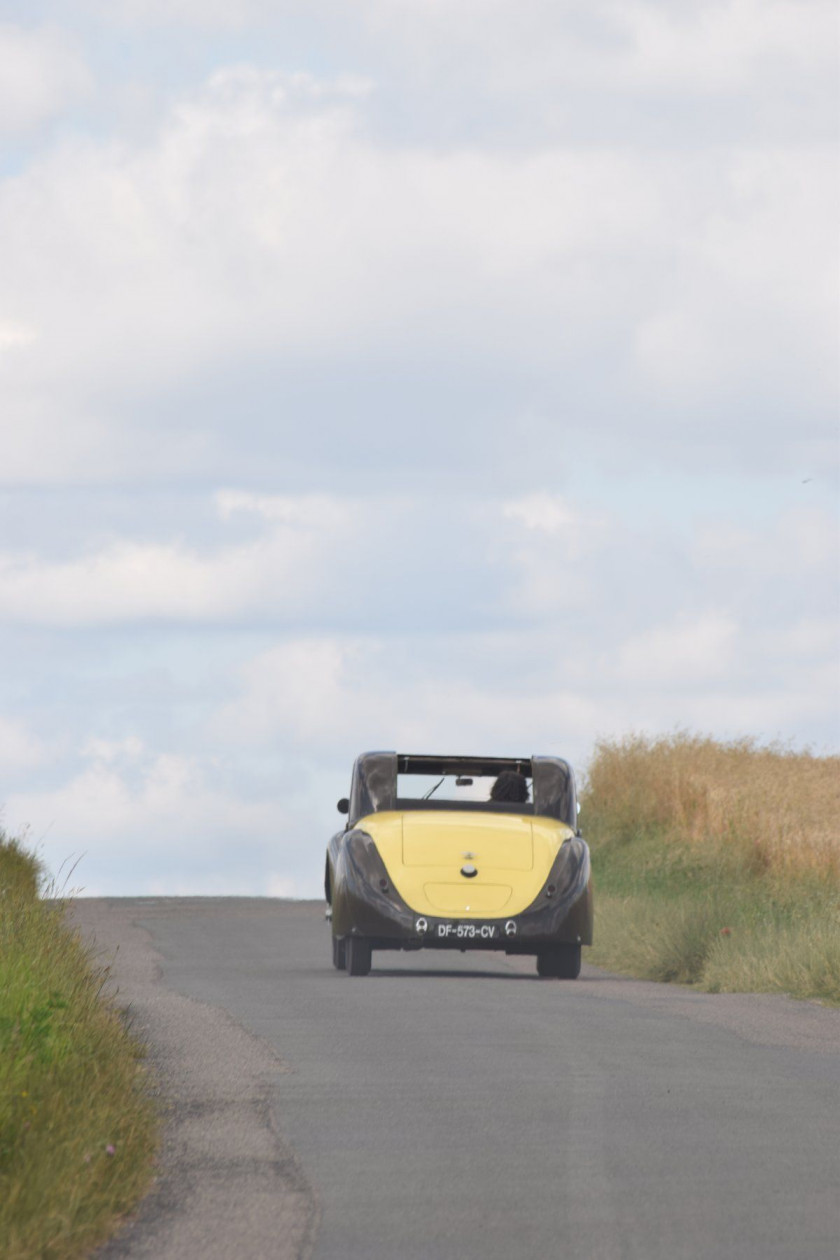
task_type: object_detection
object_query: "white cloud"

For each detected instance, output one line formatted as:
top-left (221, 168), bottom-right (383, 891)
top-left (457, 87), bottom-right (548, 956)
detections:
top-left (213, 637), bottom-right (354, 745)
top-left (213, 631), bottom-right (604, 758)
top-left (211, 632), bottom-right (631, 760)
top-left (91, 1), bottom-right (835, 110)
top-left (5, 736), bottom-right (306, 893)
top-left (618, 614), bottom-right (739, 684)
top-left (496, 493), bottom-right (612, 617)
top-left (0, 716), bottom-right (45, 772)
top-left (0, 64), bottom-right (835, 484)
top-left (81, 734), bottom-right (146, 764)
top-left (79, 0), bottom-right (267, 26)
top-left (0, 539), bottom-right (252, 624)
top-left (0, 24), bottom-right (91, 134)
top-left (602, 0), bottom-right (835, 93)
top-left (0, 491), bottom-right (358, 625)
top-left (215, 489), bottom-right (348, 529)
top-left (632, 149), bottom-right (838, 399)
top-left (503, 493), bottom-right (579, 536)
top-left (693, 508), bottom-right (839, 580)
top-left (209, 611), bottom-right (838, 773)
top-left (0, 320), bottom-right (38, 352)
top-left (765, 618), bottom-right (839, 659)
top-left (360, 0), bottom-right (837, 116)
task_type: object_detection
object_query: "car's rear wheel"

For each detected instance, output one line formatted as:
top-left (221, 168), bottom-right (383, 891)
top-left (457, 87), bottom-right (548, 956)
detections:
top-left (332, 935), bottom-right (346, 970)
top-left (536, 944), bottom-right (581, 979)
top-left (345, 935), bottom-right (373, 976)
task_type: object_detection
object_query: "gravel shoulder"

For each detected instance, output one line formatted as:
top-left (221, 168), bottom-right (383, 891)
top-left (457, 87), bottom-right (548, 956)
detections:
top-left (70, 899), bottom-right (318, 1260)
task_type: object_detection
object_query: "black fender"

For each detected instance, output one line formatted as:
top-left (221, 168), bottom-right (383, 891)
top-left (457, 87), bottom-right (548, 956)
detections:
top-left (512, 836), bottom-right (593, 946)
top-left (330, 829), bottom-right (416, 940)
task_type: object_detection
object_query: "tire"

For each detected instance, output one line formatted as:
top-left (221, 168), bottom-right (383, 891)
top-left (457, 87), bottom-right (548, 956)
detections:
top-left (536, 944), bottom-right (581, 980)
top-left (345, 935), bottom-right (372, 976)
top-left (536, 952), bottom-right (556, 978)
top-left (332, 935), bottom-right (346, 970)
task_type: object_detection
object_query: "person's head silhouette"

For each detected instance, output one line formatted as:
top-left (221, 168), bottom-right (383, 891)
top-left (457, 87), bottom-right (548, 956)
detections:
top-left (490, 771), bottom-right (529, 803)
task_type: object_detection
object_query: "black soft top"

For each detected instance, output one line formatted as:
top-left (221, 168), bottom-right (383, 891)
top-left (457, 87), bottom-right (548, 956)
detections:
top-left (347, 752), bottom-right (578, 830)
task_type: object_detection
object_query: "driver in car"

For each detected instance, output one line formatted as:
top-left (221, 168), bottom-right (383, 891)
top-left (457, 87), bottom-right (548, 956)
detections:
top-left (489, 770), bottom-right (530, 803)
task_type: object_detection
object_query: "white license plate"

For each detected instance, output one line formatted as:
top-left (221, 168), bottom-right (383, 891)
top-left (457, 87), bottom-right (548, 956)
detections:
top-left (434, 922), bottom-right (498, 940)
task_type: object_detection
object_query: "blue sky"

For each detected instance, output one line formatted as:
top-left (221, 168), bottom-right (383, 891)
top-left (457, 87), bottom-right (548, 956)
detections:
top-left (0, 0), bottom-right (837, 895)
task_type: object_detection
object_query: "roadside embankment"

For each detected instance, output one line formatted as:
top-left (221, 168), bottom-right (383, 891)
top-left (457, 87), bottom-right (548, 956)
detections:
top-left (581, 735), bottom-right (840, 1004)
top-left (0, 832), bottom-right (158, 1259)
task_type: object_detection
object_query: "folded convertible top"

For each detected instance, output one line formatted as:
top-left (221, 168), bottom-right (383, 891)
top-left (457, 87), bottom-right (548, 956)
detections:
top-left (396, 754), bottom-right (531, 777)
top-left (348, 751), bottom-right (577, 830)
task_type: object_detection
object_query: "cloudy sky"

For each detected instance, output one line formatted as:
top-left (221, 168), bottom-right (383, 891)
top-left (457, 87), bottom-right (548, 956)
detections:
top-left (1, 0), bottom-right (837, 896)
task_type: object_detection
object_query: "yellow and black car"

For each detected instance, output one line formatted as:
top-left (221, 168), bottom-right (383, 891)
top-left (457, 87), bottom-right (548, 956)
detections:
top-left (325, 752), bottom-right (592, 977)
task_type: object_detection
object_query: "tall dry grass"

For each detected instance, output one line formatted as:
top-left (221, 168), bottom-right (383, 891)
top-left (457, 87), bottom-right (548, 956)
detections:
top-left (584, 733), bottom-right (840, 885)
top-left (582, 734), bottom-right (840, 1003)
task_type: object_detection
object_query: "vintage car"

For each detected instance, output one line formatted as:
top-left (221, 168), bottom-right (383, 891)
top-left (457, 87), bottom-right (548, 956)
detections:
top-left (325, 752), bottom-right (592, 977)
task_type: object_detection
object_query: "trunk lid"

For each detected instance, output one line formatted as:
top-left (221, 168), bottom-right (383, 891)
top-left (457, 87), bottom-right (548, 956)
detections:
top-left (401, 811), bottom-right (534, 871)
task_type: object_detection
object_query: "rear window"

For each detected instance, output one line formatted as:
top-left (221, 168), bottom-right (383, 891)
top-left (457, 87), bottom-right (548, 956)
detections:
top-left (396, 771), bottom-right (533, 812)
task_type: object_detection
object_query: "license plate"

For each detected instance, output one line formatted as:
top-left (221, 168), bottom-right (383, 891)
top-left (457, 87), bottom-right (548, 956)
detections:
top-left (433, 922), bottom-right (499, 941)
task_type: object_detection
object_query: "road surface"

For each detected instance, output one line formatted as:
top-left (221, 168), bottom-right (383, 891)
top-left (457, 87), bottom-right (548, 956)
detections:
top-left (73, 898), bottom-right (839, 1260)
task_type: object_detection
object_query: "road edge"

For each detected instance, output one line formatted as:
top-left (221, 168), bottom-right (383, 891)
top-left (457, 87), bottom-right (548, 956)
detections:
top-left (70, 898), bottom-right (319, 1260)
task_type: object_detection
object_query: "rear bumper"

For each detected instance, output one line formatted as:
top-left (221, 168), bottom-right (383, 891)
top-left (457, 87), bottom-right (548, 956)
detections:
top-left (330, 832), bottom-right (593, 952)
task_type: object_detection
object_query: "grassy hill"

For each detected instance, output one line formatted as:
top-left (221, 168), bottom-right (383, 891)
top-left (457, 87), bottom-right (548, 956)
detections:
top-left (0, 832), bottom-right (158, 1259)
top-left (580, 734), bottom-right (840, 1004)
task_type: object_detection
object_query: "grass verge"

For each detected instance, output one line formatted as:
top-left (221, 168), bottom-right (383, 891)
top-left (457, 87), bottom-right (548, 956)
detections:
top-left (0, 831), bottom-right (158, 1259)
top-left (580, 734), bottom-right (840, 1005)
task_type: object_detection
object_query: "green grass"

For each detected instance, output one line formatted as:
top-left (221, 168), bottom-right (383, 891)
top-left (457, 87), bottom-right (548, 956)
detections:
top-left (581, 735), bottom-right (840, 1005)
top-left (0, 831), bottom-right (159, 1259)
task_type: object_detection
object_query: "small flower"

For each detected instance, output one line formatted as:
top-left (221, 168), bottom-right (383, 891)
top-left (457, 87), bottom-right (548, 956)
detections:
top-left (105, 1144), bottom-right (116, 1157)
top-left (83, 1153), bottom-right (92, 1164)
top-left (720, 926), bottom-right (732, 936)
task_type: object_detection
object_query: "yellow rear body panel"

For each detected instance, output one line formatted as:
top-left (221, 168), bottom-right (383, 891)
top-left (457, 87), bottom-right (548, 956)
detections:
top-left (357, 810), bottom-right (574, 918)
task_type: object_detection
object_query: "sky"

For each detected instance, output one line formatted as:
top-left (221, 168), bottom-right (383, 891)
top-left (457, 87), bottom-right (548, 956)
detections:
top-left (0, 0), bottom-right (838, 897)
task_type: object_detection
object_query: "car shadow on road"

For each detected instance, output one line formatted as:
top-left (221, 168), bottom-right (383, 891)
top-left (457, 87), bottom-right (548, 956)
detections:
top-left (367, 966), bottom-right (539, 981)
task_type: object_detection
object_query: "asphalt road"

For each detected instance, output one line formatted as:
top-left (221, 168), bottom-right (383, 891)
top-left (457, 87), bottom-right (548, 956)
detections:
top-left (75, 898), bottom-right (839, 1260)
